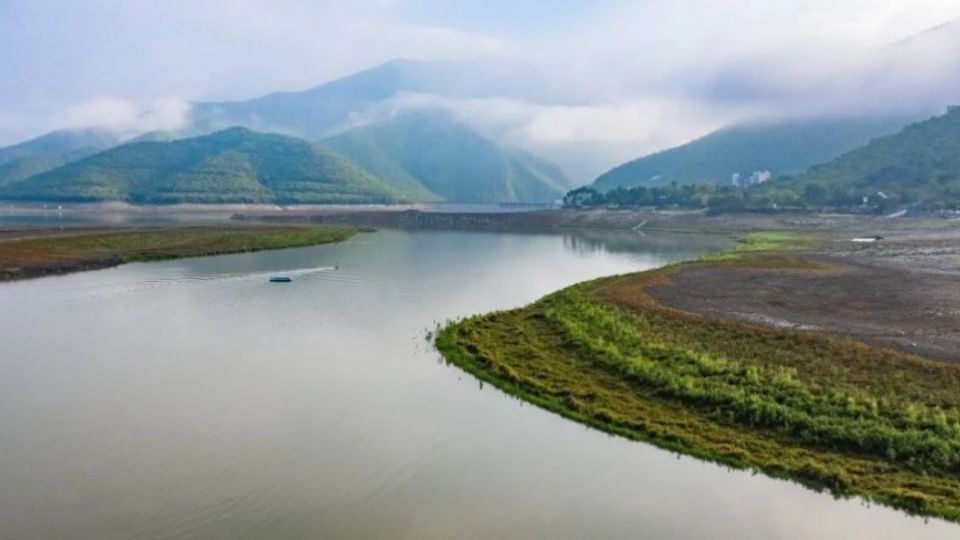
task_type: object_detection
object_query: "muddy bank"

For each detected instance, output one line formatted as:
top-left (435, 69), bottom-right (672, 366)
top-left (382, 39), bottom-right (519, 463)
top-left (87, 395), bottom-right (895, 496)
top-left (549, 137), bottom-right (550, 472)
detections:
top-left (648, 229), bottom-right (960, 362)
top-left (234, 208), bottom-right (566, 231)
top-left (233, 206), bottom-right (960, 235)
top-left (0, 255), bottom-right (122, 281)
top-left (230, 207), bottom-right (798, 232)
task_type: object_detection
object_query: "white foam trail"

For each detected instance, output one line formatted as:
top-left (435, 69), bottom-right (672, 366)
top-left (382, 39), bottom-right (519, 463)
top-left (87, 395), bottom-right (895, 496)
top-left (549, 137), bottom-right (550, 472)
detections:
top-left (141, 266), bottom-right (338, 284)
top-left (74, 266), bottom-right (339, 301)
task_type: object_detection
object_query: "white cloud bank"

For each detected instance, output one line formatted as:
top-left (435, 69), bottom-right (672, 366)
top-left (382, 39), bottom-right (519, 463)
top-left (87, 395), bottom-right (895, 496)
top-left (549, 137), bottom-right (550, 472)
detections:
top-left (326, 89), bottom-right (757, 180)
top-left (58, 96), bottom-right (192, 137)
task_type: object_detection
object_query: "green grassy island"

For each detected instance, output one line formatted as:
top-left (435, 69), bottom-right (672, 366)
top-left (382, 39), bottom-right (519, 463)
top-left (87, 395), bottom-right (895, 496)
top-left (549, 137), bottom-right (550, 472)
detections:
top-left (0, 225), bottom-right (356, 280)
top-left (436, 233), bottom-right (960, 522)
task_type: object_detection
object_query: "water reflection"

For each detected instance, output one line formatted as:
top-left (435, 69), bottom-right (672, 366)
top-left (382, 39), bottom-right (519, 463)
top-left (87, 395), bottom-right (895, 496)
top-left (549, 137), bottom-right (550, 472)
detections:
top-left (561, 228), bottom-right (731, 257)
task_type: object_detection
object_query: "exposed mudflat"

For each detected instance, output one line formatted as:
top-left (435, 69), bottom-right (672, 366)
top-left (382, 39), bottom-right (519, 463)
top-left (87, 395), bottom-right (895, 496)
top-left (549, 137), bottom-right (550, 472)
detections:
top-left (234, 206), bottom-right (882, 233)
top-left (649, 226), bottom-right (960, 362)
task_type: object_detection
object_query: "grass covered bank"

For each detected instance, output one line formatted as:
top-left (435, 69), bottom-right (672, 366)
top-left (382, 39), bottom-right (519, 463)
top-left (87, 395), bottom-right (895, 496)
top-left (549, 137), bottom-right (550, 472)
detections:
top-left (0, 226), bottom-right (356, 280)
top-left (435, 233), bottom-right (960, 522)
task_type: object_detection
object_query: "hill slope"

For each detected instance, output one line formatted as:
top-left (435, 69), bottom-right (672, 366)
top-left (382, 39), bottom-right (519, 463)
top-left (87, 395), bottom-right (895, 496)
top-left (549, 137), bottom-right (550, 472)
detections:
top-left (324, 112), bottom-right (572, 203)
top-left (0, 129), bottom-right (120, 187)
top-left (593, 117), bottom-right (910, 190)
top-left (0, 128), bottom-right (415, 204)
top-left (777, 107), bottom-right (960, 208)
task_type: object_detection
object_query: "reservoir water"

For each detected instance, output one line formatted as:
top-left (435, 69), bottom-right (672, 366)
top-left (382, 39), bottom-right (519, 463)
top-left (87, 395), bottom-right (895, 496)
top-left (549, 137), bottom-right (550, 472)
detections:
top-left (0, 229), bottom-right (955, 539)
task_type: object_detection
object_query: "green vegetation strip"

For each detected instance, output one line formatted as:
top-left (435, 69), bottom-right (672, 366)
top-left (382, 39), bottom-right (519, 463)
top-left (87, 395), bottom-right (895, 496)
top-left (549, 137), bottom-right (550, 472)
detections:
top-left (436, 233), bottom-right (960, 522)
top-left (703, 231), bottom-right (809, 260)
top-left (0, 226), bottom-right (356, 280)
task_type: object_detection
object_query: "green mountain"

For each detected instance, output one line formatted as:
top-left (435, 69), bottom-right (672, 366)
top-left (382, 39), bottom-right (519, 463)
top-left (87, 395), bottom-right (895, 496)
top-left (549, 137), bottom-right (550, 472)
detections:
top-left (775, 106), bottom-right (960, 208)
top-left (0, 128), bottom-right (415, 204)
top-left (593, 117), bottom-right (910, 190)
top-left (324, 112), bottom-right (572, 203)
top-left (0, 129), bottom-right (120, 187)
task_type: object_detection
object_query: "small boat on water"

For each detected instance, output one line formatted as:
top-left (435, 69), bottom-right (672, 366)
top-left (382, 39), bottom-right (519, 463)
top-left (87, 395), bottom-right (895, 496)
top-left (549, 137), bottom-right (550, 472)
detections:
top-left (269, 276), bottom-right (293, 283)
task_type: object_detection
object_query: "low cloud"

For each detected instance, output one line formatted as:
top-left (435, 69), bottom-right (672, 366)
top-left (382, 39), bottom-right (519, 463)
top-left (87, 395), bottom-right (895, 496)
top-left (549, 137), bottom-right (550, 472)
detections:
top-left (59, 95), bottom-right (192, 137)
top-left (507, 98), bottom-right (751, 180)
top-left (333, 92), bottom-right (754, 181)
top-left (677, 22), bottom-right (960, 120)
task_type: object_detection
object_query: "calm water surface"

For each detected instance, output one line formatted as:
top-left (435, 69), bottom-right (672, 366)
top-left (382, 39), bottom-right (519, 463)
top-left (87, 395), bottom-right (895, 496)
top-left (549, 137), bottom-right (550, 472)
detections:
top-left (0, 229), bottom-right (955, 539)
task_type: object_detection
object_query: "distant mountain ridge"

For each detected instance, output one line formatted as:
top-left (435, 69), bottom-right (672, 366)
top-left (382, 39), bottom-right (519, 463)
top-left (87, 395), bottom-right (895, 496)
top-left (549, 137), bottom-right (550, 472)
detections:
top-left (192, 58), bottom-right (564, 141)
top-left (592, 117), bottom-right (911, 190)
top-left (0, 128), bottom-right (414, 204)
top-left (0, 129), bottom-right (120, 187)
top-left (324, 112), bottom-right (572, 203)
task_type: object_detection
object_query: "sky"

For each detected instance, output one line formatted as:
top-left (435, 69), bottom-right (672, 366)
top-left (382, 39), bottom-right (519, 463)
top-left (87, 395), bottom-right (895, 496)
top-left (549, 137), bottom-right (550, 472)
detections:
top-left (2, 0), bottom-right (959, 176)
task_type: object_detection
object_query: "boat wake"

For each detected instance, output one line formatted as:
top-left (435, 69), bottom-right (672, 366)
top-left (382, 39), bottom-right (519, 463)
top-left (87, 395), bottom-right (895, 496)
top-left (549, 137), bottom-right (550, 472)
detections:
top-left (75, 266), bottom-right (339, 301)
top-left (138, 266), bottom-right (338, 284)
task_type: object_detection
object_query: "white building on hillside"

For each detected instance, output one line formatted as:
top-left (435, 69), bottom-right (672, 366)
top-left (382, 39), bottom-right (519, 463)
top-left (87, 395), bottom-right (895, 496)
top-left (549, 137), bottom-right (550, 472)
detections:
top-left (732, 170), bottom-right (772, 188)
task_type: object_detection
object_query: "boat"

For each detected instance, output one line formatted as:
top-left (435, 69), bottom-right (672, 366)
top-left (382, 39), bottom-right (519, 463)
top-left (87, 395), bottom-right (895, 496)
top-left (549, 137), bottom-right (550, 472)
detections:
top-left (269, 276), bottom-right (293, 283)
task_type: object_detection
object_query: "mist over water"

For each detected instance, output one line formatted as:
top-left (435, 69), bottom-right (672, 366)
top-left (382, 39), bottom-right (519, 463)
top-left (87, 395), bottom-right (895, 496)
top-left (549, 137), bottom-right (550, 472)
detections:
top-left (0, 229), bottom-right (954, 539)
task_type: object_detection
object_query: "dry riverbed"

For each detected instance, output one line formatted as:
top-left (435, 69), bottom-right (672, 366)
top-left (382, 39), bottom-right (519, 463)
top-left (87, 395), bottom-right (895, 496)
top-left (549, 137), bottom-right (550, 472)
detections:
top-left (650, 228), bottom-right (960, 362)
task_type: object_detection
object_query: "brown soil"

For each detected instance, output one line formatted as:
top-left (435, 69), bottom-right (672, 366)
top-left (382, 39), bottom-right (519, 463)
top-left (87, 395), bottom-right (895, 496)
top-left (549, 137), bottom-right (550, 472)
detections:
top-left (0, 255), bottom-right (122, 281)
top-left (648, 239), bottom-right (960, 362)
